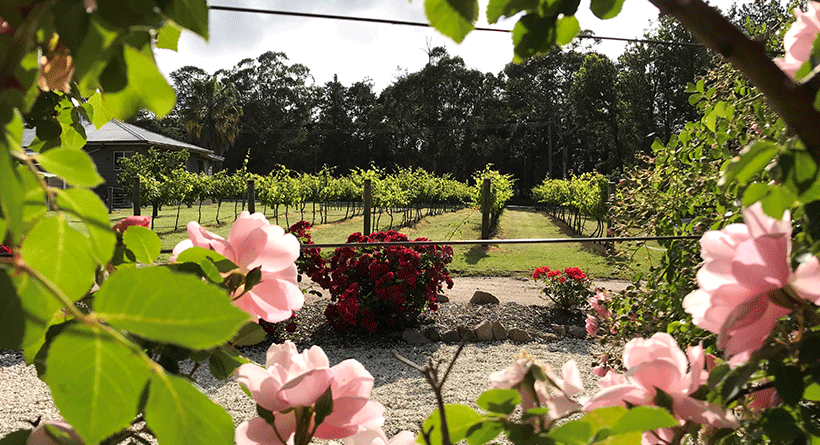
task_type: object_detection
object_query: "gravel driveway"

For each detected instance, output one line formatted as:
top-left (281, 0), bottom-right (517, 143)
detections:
top-left (1, 276), bottom-right (613, 440)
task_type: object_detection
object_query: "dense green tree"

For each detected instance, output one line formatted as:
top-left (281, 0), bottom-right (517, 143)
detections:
top-left (570, 53), bottom-right (626, 174)
top-left (222, 51), bottom-right (318, 173)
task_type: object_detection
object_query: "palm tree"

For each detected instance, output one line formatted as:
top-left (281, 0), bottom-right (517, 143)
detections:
top-left (177, 75), bottom-right (243, 159)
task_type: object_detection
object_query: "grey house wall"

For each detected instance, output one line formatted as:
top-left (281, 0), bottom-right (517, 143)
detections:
top-left (90, 144), bottom-right (216, 209)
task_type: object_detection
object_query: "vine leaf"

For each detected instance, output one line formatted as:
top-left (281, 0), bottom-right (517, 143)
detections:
top-left (145, 373), bottom-right (234, 445)
top-left (590, 0), bottom-right (626, 20)
top-left (45, 325), bottom-right (152, 445)
top-left (94, 267), bottom-right (250, 350)
top-left (122, 225), bottom-right (161, 264)
top-left (38, 148), bottom-right (104, 188)
top-left (425, 0), bottom-right (478, 43)
top-left (21, 216), bottom-right (97, 301)
top-left (56, 188), bottom-right (116, 265)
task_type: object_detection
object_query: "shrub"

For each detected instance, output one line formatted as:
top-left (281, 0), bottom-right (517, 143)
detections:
top-left (303, 230), bottom-right (454, 333)
top-left (533, 266), bottom-right (593, 311)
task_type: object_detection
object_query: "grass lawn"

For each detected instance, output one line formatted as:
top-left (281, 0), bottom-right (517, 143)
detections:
top-left (88, 202), bottom-right (657, 278)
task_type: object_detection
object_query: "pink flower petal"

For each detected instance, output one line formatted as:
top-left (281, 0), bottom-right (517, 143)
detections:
top-left (672, 394), bottom-right (739, 428)
top-left (234, 363), bottom-right (287, 412)
top-left (277, 368), bottom-right (333, 407)
top-left (235, 226), bottom-right (300, 273)
top-left (789, 255), bottom-right (820, 304)
top-left (229, 212), bottom-right (272, 248)
top-left (330, 359), bottom-right (375, 398)
top-left (235, 415), bottom-right (296, 445)
top-left (315, 398), bottom-right (385, 440)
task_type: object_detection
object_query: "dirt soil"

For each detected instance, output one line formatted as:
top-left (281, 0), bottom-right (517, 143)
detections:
top-left (300, 276), bottom-right (632, 306)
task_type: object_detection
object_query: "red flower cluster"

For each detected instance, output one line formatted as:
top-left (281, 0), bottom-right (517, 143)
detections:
top-left (532, 265), bottom-right (593, 310)
top-left (0, 243), bottom-right (11, 256)
top-left (304, 230), bottom-right (454, 333)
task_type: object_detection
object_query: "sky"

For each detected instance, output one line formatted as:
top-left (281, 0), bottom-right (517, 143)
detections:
top-left (154, 0), bottom-right (754, 93)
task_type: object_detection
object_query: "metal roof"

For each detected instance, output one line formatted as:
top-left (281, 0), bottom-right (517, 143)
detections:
top-left (22, 119), bottom-right (224, 161)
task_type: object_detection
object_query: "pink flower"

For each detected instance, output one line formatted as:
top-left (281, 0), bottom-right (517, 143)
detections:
top-left (747, 384), bottom-right (780, 413)
top-left (172, 211), bottom-right (303, 323)
top-left (589, 290), bottom-right (611, 318)
top-left (112, 215), bottom-right (151, 233)
top-left (585, 315), bottom-right (599, 336)
top-left (27, 421), bottom-right (83, 445)
top-left (235, 341), bottom-right (385, 444)
top-left (775, 1), bottom-right (820, 78)
top-left (584, 333), bottom-right (738, 444)
top-left (682, 203), bottom-right (820, 364)
top-left (489, 351), bottom-right (583, 426)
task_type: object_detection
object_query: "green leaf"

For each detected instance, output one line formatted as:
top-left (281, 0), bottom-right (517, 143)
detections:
top-left (512, 14), bottom-right (557, 62)
top-left (772, 363), bottom-right (804, 406)
top-left (707, 363), bottom-right (731, 390)
top-left (652, 389), bottom-right (674, 414)
top-left (418, 404), bottom-right (482, 445)
top-left (14, 274), bottom-right (61, 363)
top-left (86, 92), bottom-right (113, 129)
top-left (759, 185), bottom-right (797, 219)
top-left (156, 20), bottom-right (183, 51)
top-left (122, 225), bottom-right (161, 264)
top-left (476, 389), bottom-right (521, 415)
top-left (96, 0), bottom-right (164, 29)
top-left (244, 266), bottom-right (263, 293)
top-left (805, 383), bottom-right (820, 401)
top-left (0, 270), bottom-right (25, 350)
top-left (102, 45), bottom-right (176, 119)
top-left (94, 267), bottom-right (249, 349)
top-left (763, 408), bottom-right (802, 442)
top-left (21, 216), bottom-right (96, 301)
top-left (0, 430), bottom-right (31, 445)
top-left (45, 324), bottom-right (152, 445)
top-left (721, 362), bottom-right (758, 403)
top-left (56, 188), bottom-right (116, 265)
top-left (425, 0), bottom-right (478, 43)
top-left (145, 373), bottom-right (234, 445)
top-left (208, 344), bottom-right (248, 380)
top-left (486, 0), bottom-right (538, 24)
top-left (521, 407), bottom-right (550, 422)
top-left (37, 148), bottom-right (104, 188)
top-left (17, 164), bottom-right (48, 228)
top-left (161, 0), bottom-right (209, 40)
top-left (799, 335), bottom-right (820, 364)
top-left (612, 406), bottom-right (677, 434)
top-left (313, 386), bottom-right (335, 426)
top-left (719, 141), bottom-right (780, 187)
top-left (547, 419), bottom-right (592, 445)
top-left (583, 406), bottom-right (627, 430)
top-left (230, 321), bottom-right (267, 346)
top-left (465, 420), bottom-right (504, 445)
top-left (555, 15), bottom-right (580, 45)
top-left (589, 0), bottom-right (626, 19)
top-left (0, 132), bottom-right (24, 243)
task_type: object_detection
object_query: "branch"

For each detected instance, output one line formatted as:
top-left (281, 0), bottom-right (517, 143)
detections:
top-left (647, 0), bottom-right (820, 162)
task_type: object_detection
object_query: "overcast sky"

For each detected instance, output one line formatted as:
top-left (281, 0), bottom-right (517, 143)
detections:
top-left (154, 0), bottom-right (755, 93)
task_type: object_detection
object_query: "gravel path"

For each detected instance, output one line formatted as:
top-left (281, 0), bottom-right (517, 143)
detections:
top-left (1, 339), bottom-right (601, 439)
top-left (0, 275), bottom-right (611, 440)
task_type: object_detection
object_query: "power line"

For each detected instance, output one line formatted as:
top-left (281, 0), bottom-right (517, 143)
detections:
top-left (209, 5), bottom-right (707, 49)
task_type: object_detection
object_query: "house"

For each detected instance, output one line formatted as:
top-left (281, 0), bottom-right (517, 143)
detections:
top-left (23, 119), bottom-right (223, 208)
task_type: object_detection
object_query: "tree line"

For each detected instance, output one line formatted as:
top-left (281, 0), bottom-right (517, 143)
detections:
top-left (132, 0), bottom-right (788, 196)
